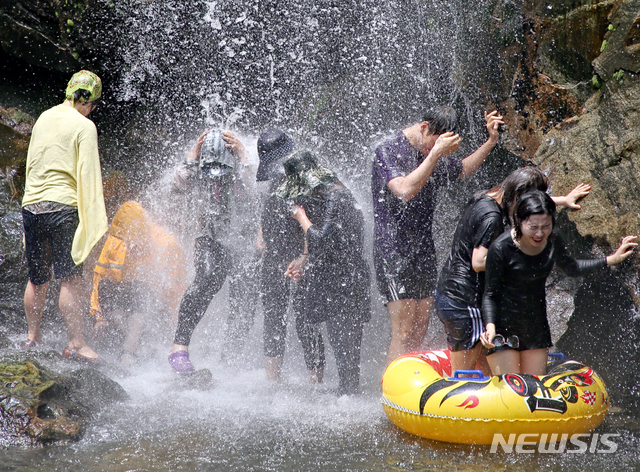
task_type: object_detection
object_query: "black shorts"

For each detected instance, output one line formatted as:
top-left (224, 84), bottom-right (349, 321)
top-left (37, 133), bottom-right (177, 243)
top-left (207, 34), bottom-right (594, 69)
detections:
top-left (375, 256), bottom-right (436, 302)
top-left (435, 289), bottom-right (483, 351)
top-left (23, 207), bottom-right (83, 285)
top-left (488, 321), bottom-right (553, 355)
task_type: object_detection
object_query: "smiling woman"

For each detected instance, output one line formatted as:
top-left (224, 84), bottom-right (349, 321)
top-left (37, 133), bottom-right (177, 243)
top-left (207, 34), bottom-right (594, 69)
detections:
top-left (517, 215), bottom-right (553, 254)
top-left (480, 190), bottom-right (637, 376)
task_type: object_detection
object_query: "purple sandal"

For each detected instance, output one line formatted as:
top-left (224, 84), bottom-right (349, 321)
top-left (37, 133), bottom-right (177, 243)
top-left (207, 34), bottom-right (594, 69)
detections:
top-left (168, 350), bottom-right (195, 374)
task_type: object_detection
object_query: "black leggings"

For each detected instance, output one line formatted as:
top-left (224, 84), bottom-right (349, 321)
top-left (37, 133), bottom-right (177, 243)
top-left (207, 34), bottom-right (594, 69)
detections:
top-left (221, 253), bottom-right (260, 361)
top-left (173, 237), bottom-right (229, 346)
top-left (326, 314), bottom-right (364, 396)
top-left (261, 261), bottom-right (364, 392)
top-left (261, 261), bottom-right (324, 370)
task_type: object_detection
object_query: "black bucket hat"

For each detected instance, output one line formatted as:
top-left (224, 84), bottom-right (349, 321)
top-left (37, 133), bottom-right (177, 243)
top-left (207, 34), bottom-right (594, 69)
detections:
top-left (275, 150), bottom-right (335, 200)
top-left (256, 129), bottom-right (294, 182)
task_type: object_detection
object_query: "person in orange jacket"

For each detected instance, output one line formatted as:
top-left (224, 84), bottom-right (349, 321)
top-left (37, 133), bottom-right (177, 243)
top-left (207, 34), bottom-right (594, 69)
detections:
top-left (90, 201), bottom-right (188, 365)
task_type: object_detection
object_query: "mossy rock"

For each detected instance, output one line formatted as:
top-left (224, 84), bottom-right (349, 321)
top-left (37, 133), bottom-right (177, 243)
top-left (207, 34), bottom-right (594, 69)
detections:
top-left (0, 358), bottom-right (128, 446)
top-left (0, 106), bottom-right (34, 168)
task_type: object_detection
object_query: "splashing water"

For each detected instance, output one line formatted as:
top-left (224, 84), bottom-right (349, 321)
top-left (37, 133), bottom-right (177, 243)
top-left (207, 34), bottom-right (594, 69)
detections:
top-left (3, 0), bottom-right (640, 469)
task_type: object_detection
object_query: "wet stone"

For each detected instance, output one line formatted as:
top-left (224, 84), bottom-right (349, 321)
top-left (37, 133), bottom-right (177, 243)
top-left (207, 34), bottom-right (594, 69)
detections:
top-left (0, 358), bottom-right (129, 447)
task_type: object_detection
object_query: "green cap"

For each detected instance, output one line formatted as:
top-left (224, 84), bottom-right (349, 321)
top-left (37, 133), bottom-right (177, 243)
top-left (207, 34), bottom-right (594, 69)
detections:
top-left (65, 70), bottom-right (102, 103)
top-left (275, 150), bottom-right (335, 200)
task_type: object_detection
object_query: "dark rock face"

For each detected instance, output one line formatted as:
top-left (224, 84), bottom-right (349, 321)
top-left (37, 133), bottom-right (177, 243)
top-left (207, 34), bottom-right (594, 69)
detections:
top-left (0, 106), bottom-right (34, 169)
top-left (534, 75), bottom-right (640, 247)
top-left (0, 106), bottom-right (31, 333)
top-left (0, 2), bottom-right (79, 73)
top-left (0, 1), bottom-right (115, 73)
top-left (556, 268), bottom-right (640, 408)
top-left (593, 0), bottom-right (640, 80)
top-left (0, 357), bottom-right (128, 447)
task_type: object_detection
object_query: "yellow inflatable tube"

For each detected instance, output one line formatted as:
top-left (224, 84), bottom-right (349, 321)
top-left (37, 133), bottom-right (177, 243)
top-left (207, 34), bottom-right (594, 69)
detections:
top-left (381, 350), bottom-right (609, 445)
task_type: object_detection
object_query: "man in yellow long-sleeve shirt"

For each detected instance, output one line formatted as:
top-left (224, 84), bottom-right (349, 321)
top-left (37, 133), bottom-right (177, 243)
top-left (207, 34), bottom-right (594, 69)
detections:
top-left (21, 70), bottom-right (108, 363)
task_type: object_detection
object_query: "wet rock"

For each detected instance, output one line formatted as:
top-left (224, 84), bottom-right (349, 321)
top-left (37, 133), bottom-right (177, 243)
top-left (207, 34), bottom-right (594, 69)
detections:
top-left (534, 2), bottom-right (616, 84)
top-left (0, 107), bottom-right (31, 329)
top-left (556, 268), bottom-right (640, 409)
top-left (0, 167), bottom-right (27, 332)
top-left (0, 333), bottom-right (11, 350)
top-left (534, 75), bottom-right (640, 247)
top-left (172, 368), bottom-right (215, 391)
top-left (592, 0), bottom-right (640, 80)
top-left (0, 357), bottom-right (128, 447)
top-left (0, 106), bottom-right (34, 169)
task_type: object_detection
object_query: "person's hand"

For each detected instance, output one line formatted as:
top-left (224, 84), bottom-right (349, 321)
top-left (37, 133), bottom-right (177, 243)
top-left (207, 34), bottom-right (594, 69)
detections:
top-left (607, 235), bottom-right (637, 266)
top-left (485, 110), bottom-right (504, 144)
top-left (222, 130), bottom-right (246, 163)
top-left (188, 129), bottom-right (210, 162)
top-left (563, 183), bottom-right (591, 210)
top-left (480, 323), bottom-right (496, 348)
top-left (431, 132), bottom-right (461, 158)
top-left (284, 255), bottom-right (308, 282)
top-left (90, 319), bottom-right (109, 341)
top-left (290, 203), bottom-right (307, 223)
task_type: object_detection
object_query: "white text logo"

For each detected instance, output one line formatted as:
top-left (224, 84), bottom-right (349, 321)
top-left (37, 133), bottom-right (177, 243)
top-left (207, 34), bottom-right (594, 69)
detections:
top-left (490, 433), bottom-right (620, 453)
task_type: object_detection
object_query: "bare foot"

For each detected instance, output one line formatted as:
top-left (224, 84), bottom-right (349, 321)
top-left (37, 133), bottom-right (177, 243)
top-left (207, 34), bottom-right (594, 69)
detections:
top-left (73, 344), bottom-right (100, 359)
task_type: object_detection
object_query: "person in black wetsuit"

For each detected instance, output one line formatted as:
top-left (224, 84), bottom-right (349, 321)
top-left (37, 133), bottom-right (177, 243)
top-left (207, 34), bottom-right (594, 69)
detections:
top-left (480, 190), bottom-right (636, 376)
top-left (277, 151), bottom-right (371, 395)
top-left (435, 167), bottom-right (590, 375)
top-left (255, 129), bottom-right (312, 382)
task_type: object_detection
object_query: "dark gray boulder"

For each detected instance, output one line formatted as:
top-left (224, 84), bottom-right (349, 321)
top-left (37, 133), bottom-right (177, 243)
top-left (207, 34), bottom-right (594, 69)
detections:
top-left (0, 356), bottom-right (129, 447)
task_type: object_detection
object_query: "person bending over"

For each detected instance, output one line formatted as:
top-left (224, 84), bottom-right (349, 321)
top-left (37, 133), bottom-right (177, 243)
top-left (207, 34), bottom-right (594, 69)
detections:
top-left (90, 201), bottom-right (187, 366)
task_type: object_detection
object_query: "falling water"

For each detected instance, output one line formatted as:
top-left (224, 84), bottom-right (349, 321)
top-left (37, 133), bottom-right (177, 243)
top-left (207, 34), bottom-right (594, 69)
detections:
top-left (2, 0), bottom-right (640, 469)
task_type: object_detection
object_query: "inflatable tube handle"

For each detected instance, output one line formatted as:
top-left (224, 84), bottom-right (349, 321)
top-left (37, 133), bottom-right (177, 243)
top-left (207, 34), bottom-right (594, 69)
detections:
top-left (548, 352), bottom-right (566, 361)
top-left (450, 370), bottom-right (490, 381)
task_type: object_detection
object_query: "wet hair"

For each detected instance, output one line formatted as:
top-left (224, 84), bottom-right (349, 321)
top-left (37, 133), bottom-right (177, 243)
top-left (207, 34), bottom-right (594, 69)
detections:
top-left (72, 88), bottom-right (93, 104)
top-left (487, 166), bottom-right (550, 223)
top-left (422, 106), bottom-right (459, 135)
top-left (512, 190), bottom-right (556, 239)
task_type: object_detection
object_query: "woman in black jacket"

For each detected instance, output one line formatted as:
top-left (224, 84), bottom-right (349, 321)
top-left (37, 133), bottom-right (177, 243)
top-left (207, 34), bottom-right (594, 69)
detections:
top-left (277, 151), bottom-right (371, 395)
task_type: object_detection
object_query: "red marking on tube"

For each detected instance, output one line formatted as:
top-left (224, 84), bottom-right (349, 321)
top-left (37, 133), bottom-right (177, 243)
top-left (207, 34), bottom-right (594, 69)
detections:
top-left (456, 395), bottom-right (479, 409)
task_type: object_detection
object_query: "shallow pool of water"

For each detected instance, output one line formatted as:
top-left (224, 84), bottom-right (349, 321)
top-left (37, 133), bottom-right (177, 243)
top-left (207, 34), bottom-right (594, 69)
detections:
top-left (3, 346), bottom-right (640, 472)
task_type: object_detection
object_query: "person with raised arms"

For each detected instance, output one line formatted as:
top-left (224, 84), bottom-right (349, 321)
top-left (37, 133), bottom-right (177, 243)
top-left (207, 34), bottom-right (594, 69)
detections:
top-left (372, 106), bottom-right (503, 364)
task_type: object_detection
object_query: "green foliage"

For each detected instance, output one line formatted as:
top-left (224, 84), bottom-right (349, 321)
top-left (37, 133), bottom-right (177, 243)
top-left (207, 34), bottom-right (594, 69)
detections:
top-left (608, 24), bottom-right (615, 31)
top-left (600, 39), bottom-right (607, 52)
top-left (613, 70), bottom-right (625, 81)
top-left (592, 75), bottom-right (602, 88)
